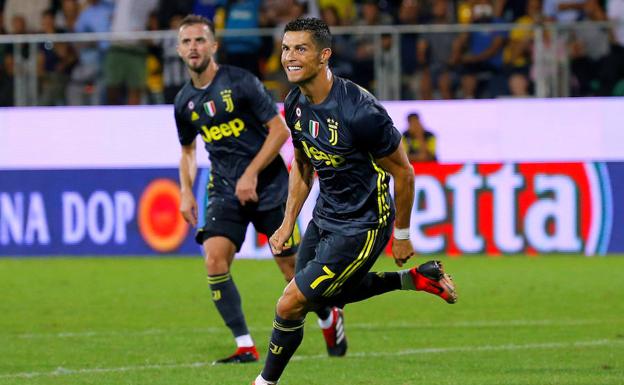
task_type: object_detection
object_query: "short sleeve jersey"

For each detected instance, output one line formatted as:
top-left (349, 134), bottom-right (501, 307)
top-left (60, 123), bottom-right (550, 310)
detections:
top-left (284, 76), bottom-right (402, 235)
top-left (174, 65), bottom-right (288, 210)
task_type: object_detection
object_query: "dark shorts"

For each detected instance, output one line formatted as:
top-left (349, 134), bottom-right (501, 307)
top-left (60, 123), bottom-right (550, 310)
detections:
top-left (295, 221), bottom-right (392, 305)
top-left (195, 196), bottom-right (300, 257)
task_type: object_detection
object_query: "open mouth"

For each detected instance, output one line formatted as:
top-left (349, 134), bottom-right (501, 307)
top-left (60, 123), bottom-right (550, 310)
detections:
top-left (287, 66), bottom-right (303, 72)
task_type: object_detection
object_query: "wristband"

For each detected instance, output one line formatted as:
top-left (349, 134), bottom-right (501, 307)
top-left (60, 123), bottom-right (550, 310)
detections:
top-left (394, 228), bottom-right (410, 240)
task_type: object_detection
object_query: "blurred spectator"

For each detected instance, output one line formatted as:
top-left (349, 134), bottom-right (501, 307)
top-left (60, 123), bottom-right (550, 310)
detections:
top-left (0, 52), bottom-right (14, 106)
top-left (377, 33), bottom-right (399, 99)
top-left (222, 0), bottom-right (263, 77)
top-left (38, 8), bottom-right (77, 105)
top-left (503, 0), bottom-right (544, 96)
top-left (162, 14), bottom-right (190, 104)
top-left (599, 0), bottom-right (624, 95)
top-left (496, 0), bottom-right (529, 21)
top-left (418, 0), bottom-right (457, 99)
top-left (320, 5), bottom-right (354, 78)
top-left (0, 8), bottom-right (6, 34)
top-left (3, 0), bottom-right (50, 33)
top-left (352, 0), bottom-right (393, 91)
top-left (68, 0), bottom-right (112, 105)
top-left (54, 0), bottom-right (79, 32)
top-left (568, 0), bottom-right (609, 96)
top-left (402, 113), bottom-right (437, 162)
top-left (397, 0), bottom-right (422, 99)
top-left (157, 0), bottom-right (193, 30)
top-left (543, 0), bottom-right (585, 22)
top-left (451, 0), bottom-right (506, 98)
top-left (104, 0), bottom-right (158, 105)
top-left (145, 10), bottom-right (164, 104)
top-left (193, 0), bottom-right (224, 20)
top-left (319, 0), bottom-right (354, 23)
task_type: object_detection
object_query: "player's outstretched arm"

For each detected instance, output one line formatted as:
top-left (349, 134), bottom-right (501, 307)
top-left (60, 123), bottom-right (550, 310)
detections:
top-left (376, 146), bottom-right (415, 267)
top-left (179, 141), bottom-right (198, 226)
top-left (270, 147), bottom-right (314, 255)
top-left (236, 114), bottom-right (291, 205)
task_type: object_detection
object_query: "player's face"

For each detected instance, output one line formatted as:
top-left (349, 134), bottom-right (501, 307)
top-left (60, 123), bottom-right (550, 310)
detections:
top-left (177, 23), bottom-right (218, 74)
top-left (281, 31), bottom-right (330, 85)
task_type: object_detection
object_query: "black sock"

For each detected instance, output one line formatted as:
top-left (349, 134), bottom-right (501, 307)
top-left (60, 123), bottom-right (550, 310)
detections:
top-left (207, 273), bottom-right (249, 338)
top-left (315, 306), bottom-right (331, 321)
top-left (261, 315), bottom-right (305, 382)
top-left (337, 271), bottom-right (401, 305)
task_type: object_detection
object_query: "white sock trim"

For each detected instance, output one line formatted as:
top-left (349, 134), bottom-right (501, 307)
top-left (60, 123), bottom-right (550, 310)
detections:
top-left (317, 309), bottom-right (335, 329)
top-left (254, 374), bottom-right (277, 385)
top-left (235, 334), bottom-right (254, 348)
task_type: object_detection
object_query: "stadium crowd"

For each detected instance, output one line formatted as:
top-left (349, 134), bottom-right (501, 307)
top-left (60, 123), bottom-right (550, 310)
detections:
top-left (0, 0), bottom-right (623, 106)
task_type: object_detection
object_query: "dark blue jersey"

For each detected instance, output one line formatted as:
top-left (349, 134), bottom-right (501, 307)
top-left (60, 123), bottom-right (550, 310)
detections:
top-left (284, 76), bottom-right (402, 235)
top-left (174, 65), bottom-right (288, 210)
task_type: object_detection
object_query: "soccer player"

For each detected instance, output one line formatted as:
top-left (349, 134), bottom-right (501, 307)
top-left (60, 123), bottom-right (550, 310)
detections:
top-left (174, 14), bottom-right (344, 364)
top-left (252, 18), bottom-right (457, 385)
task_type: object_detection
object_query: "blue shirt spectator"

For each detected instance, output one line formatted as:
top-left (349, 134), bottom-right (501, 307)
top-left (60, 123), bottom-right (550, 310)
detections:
top-left (74, 0), bottom-right (114, 65)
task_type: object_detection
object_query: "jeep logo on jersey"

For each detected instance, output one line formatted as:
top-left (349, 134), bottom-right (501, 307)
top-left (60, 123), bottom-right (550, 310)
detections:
top-left (221, 89), bottom-right (234, 113)
top-left (309, 120), bottom-right (319, 138)
top-left (199, 118), bottom-right (246, 143)
top-left (203, 101), bottom-right (216, 117)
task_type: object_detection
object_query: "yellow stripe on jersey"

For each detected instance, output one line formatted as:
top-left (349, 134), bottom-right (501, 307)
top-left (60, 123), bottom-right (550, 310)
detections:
top-left (370, 157), bottom-right (390, 226)
top-left (323, 229), bottom-right (377, 297)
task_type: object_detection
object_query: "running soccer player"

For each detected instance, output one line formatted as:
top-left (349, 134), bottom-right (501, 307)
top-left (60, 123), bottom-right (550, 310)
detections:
top-left (174, 15), bottom-right (343, 364)
top-left (252, 18), bottom-right (457, 384)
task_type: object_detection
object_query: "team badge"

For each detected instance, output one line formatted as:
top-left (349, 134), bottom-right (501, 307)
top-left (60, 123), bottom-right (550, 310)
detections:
top-left (188, 101), bottom-right (194, 110)
top-left (204, 100), bottom-right (216, 117)
top-left (220, 89), bottom-right (234, 112)
top-left (327, 118), bottom-right (339, 146)
top-left (295, 107), bottom-right (301, 117)
top-left (309, 120), bottom-right (320, 138)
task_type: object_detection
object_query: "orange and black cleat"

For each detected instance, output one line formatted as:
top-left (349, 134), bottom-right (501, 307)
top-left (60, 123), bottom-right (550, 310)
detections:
top-left (410, 260), bottom-right (457, 304)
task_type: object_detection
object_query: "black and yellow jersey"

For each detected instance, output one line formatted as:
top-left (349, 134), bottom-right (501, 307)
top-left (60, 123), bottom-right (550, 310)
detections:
top-left (174, 65), bottom-right (288, 210)
top-left (284, 76), bottom-right (402, 235)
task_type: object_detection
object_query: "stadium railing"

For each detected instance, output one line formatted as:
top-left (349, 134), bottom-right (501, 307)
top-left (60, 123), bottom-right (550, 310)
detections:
top-left (0, 21), bottom-right (621, 106)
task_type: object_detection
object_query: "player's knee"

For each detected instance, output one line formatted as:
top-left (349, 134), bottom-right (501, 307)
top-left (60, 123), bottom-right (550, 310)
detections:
top-left (275, 282), bottom-right (307, 320)
top-left (204, 253), bottom-right (229, 275)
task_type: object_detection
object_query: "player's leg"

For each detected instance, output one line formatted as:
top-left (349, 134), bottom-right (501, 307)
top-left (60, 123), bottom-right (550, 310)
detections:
top-left (254, 210), bottom-right (343, 355)
top-left (330, 226), bottom-right (457, 305)
top-left (198, 200), bottom-right (258, 363)
top-left (313, 226), bottom-right (457, 307)
top-left (254, 279), bottom-right (310, 385)
top-left (254, 224), bottom-right (373, 384)
top-left (295, 221), bottom-right (346, 356)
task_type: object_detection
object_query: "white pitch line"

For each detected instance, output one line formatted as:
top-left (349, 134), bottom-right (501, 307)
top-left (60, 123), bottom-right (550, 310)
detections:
top-left (12, 319), bottom-right (609, 340)
top-left (1, 339), bottom-right (622, 380)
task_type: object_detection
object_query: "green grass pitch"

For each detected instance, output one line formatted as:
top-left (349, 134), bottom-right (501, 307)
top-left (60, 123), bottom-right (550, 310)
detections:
top-left (1, 255), bottom-right (623, 385)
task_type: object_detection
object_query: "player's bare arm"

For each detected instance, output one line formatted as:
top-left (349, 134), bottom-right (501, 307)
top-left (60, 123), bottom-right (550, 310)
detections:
top-left (376, 145), bottom-right (415, 267)
top-left (179, 140), bottom-right (198, 226)
top-left (270, 147), bottom-right (314, 254)
top-left (235, 114), bottom-right (291, 205)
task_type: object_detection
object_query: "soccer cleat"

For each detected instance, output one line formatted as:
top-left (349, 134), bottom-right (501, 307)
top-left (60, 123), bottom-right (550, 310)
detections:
top-left (213, 346), bottom-right (259, 364)
top-left (410, 260), bottom-right (457, 304)
top-left (320, 307), bottom-right (347, 357)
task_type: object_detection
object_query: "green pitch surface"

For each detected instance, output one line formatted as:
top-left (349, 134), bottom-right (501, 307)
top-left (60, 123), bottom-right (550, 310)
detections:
top-left (1, 256), bottom-right (623, 385)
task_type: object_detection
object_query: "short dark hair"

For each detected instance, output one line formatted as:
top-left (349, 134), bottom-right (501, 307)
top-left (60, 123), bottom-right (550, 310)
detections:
top-left (284, 17), bottom-right (332, 50)
top-left (179, 14), bottom-right (215, 37)
top-left (408, 112), bottom-right (420, 121)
